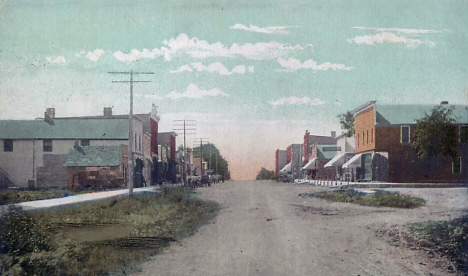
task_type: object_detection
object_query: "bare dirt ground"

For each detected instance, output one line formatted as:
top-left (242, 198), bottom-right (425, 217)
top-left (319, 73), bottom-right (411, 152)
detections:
top-left (135, 181), bottom-right (468, 276)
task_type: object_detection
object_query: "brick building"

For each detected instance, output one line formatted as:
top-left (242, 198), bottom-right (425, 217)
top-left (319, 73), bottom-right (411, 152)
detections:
top-left (275, 149), bottom-right (287, 179)
top-left (349, 101), bottom-right (468, 183)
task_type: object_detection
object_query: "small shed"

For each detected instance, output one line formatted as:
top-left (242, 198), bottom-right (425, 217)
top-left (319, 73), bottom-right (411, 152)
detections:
top-left (64, 145), bottom-right (126, 190)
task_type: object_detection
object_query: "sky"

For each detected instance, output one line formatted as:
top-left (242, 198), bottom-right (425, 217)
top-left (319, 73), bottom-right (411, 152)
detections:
top-left (1, 0), bottom-right (467, 180)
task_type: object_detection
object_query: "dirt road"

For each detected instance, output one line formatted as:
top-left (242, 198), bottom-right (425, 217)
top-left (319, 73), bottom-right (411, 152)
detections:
top-left (135, 181), bottom-right (468, 276)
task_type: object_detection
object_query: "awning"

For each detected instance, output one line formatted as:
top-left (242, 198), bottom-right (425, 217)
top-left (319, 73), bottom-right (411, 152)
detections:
top-left (342, 153), bottom-right (362, 169)
top-left (280, 162), bottom-right (292, 173)
top-left (302, 158), bottom-right (317, 170)
top-left (324, 152), bottom-right (355, 168)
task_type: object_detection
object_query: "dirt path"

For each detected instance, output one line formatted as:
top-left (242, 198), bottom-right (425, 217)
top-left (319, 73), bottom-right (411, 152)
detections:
top-left (135, 181), bottom-right (468, 276)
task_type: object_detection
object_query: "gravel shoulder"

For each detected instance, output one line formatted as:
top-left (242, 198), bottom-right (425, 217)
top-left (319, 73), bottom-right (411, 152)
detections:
top-left (135, 181), bottom-right (468, 276)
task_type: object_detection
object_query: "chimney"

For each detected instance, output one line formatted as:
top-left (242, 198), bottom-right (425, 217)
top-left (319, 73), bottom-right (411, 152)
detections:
top-left (440, 101), bottom-right (449, 105)
top-left (103, 107), bottom-right (113, 118)
top-left (331, 131), bottom-right (336, 139)
top-left (44, 108), bottom-right (55, 123)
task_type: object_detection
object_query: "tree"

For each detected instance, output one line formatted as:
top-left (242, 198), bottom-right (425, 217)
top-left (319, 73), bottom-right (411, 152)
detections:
top-left (338, 111), bottom-right (354, 137)
top-left (255, 167), bottom-right (276, 180)
top-left (192, 143), bottom-right (230, 179)
top-left (412, 105), bottom-right (458, 161)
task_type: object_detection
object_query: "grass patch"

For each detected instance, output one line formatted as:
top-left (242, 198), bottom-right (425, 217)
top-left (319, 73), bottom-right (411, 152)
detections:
top-left (0, 187), bottom-right (219, 276)
top-left (409, 216), bottom-right (468, 274)
top-left (300, 189), bottom-right (425, 208)
top-left (0, 189), bottom-right (77, 205)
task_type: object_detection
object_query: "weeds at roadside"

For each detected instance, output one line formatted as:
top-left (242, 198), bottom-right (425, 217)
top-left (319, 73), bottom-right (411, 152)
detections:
top-left (409, 216), bottom-right (468, 275)
top-left (0, 187), bottom-right (219, 276)
top-left (299, 189), bottom-right (425, 208)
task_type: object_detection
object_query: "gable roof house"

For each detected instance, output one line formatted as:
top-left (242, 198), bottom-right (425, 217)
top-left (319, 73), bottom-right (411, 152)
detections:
top-left (351, 101), bottom-right (468, 183)
top-left (63, 145), bottom-right (127, 190)
top-left (0, 107), bottom-right (146, 188)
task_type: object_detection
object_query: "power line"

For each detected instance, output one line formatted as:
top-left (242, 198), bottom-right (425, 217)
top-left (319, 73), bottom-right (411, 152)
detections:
top-left (109, 70), bottom-right (154, 195)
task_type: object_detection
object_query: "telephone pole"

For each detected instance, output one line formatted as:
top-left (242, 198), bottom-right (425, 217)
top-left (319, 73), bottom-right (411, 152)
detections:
top-left (109, 70), bottom-right (154, 195)
top-left (173, 120), bottom-right (196, 186)
top-left (193, 138), bottom-right (209, 175)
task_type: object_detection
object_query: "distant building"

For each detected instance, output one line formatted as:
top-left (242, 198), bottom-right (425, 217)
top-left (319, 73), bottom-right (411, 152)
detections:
top-left (324, 134), bottom-right (355, 181)
top-left (157, 131), bottom-right (177, 183)
top-left (275, 149), bottom-right (287, 179)
top-left (303, 130), bottom-right (337, 165)
top-left (302, 144), bottom-right (340, 180)
top-left (348, 101), bottom-right (468, 183)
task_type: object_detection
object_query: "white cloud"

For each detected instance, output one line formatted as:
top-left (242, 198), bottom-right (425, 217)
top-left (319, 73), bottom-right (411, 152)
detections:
top-left (85, 49), bottom-right (106, 61)
top-left (351, 27), bottom-right (441, 34)
top-left (114, 33), bottom-right (311, 62)
top-left (134, 93), bottom-right (163, 100)
top-left (75, 49), bottom-right (106, 61)
top-left (230, 24), bottom-right (299, 34)
top-left (170, 65), bottom-right (193, 74)
top-left (46, 56), bottom-right (66, 65)
top-left (229, 41), bottom-right (311, 60)
top-left (334, 101), bottom-right (343, 106)
top-left (268, 96), bottom-right (325, 106)
top-left (347, 32), bottom-right (436, 47)
top-left (113, 48), bottom-right (162, 63)
top-left (170, 62), bottom-right (254, 75)
top-left (166, 83), bottom-right (230, 99)
top-left (277, 57), bottom-right (355, 72)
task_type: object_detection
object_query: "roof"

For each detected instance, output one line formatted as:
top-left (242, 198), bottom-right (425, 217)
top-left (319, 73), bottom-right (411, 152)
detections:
top-left (316, 145), bottom-right (341, 160)
top-left (0, 118), bottom-right (129, 139)
top-left (64, 146), bottom-right (121, 167)
top-left (375, 104), bottom-right (468, 126)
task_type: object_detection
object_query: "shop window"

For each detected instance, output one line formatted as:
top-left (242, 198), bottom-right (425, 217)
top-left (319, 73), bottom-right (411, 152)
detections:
top-left (460, 126), bottom-right (468, 143)
top-left (3, 139), bottom-right (13, 152)
top-left (452, 157), bottom-right (461, 174)
top-left (43, 139), bottom-right (52, 152)
top-left (81, 139), bottom-right (90, 146)
top-left (401, 126), bottom-right (410, 144)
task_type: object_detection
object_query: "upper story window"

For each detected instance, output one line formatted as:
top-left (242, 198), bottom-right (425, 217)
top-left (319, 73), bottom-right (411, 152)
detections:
top-left (367, 130), bottom-right (369, 144)
top-left (401, 126), bottom-right (410, 144)
top-left (3, 139), bottom-right (13, 152)
top-left (138, 135), bottom-right (142, 151)
top-left (43, 139), bottom-right (52, 152)
top-left (460, 126), bottom-right (468, 143)
top-left (81, 139), bottom-right (90, 146)
top-left (452, 157), bottom-right (462, 174)
top-left (357, 133), bottom-right (360, 146)
top-left (371, 128), bottom-right (374, 143)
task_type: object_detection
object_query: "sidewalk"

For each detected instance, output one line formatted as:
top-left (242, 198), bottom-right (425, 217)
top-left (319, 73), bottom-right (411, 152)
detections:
top-left (2, 186), bottom-right (160, 213)
top-left (292, 179), bottom-right (467, 189)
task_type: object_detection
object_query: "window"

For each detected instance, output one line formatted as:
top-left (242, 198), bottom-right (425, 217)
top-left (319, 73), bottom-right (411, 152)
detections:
top-left (138, 135), bottom-right (141, 151)
top-left (452, 157), bottom-right (461, 174)
top-left (460, 126), bottom-right (468, 143)
top-left (357, 133), bottom-right (360, 146)
top-left (43, 139), bottom-right (52, 152)
top-left (367, 130), bottom-right (369, 144)
top-left (371, 128), bottom-right (374, 143)
top-left (401, 126), bottom-right (410, 144)
top-left (81, 139), bottom-right (90, 146)
top-left (3, 139), bottom-right (13, 152)
top-left (134, 133), bottom-right (138, 150)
